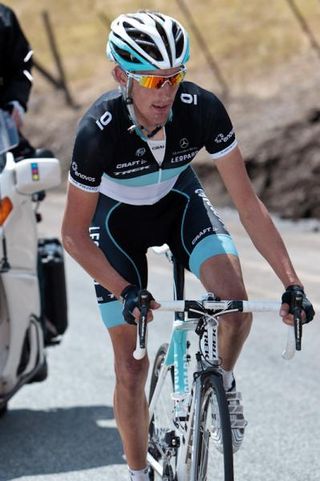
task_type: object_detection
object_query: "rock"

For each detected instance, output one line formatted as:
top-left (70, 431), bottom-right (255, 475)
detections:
top-left (195, 109), bottom-right (320, 220)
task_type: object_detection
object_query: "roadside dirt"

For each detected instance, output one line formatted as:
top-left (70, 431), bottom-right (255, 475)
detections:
top-left (196, 107), bottom-right (320, 220)
top-left (23, 52), bottom-right (320, 219)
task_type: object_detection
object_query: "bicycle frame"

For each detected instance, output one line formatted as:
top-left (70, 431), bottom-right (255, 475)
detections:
top-left (147, 255), bottom-right (230, 480)
top-left (142, 249), bottom-right (300, 480)
top-left (147, 254), bottom-right (192, 478)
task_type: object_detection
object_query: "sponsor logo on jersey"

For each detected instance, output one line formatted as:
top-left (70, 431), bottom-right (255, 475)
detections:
top-left (179, 138), bottom-right (189, 149)
top-left (89, 226), bottom-right (100, 246)
top-left (71, 161), bottom-right (96, 183)
top-left (195, 189), bottom-right (225, 224)
top-left (192, 227), bottom-right (212, 245)
top-left (136, 147), bottom-right (146, 157)
top-left (150, 143), bottom-right (165, 151)
top-left (116, 160), bottom-right (147, 169)
top-left (171, 149), bottom-right (199, 164)
top-left (214, 129), bottom-right (234, 144)
top-left (114, 166), bottom-right (150, 176)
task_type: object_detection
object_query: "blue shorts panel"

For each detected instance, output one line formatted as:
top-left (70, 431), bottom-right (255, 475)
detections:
top-left (99, 300), bottom-right (125, 329)
top-left (189, 233), bottom-right (238, 278)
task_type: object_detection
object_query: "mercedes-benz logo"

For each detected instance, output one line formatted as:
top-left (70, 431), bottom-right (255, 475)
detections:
top-left (180, 138), bottom-right (189, 149)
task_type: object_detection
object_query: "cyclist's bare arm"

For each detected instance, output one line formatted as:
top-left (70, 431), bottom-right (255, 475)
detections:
top-left (215, 147), bottom-right (303, 323)
top-left (61, 183), bottom-right (130, 298)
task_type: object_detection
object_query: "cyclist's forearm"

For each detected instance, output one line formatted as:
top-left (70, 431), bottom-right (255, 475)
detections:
top-left (239, 200), bottom-right (303, 288)
top-left (62, 230), bottom-right (130, 298)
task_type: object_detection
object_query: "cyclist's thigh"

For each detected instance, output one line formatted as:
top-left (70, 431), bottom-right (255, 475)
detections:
top-left (200, 254), bottom-right (248, 299)
top-left (90, 194), bottom-right (148, 329)
top-left (168, 167), bottom-right (238, 279)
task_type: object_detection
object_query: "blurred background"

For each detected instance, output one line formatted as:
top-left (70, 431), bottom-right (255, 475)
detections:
top-left (6, 0), bottom-right (320, 219)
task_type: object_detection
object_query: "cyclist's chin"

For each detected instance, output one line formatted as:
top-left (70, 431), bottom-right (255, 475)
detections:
top-left (150, 106), bottom-right (171, 124)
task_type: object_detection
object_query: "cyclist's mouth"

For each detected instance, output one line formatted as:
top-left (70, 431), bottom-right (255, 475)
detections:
top-left (152, 104), bottom-right (170, 113)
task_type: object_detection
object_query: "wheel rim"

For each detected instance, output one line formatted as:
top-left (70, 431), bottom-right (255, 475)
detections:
top-left (196, 383), bottom-right (234, 481)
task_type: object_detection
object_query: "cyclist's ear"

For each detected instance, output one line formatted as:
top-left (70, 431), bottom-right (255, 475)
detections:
top-left (113, 66), bottom-right (127, 86)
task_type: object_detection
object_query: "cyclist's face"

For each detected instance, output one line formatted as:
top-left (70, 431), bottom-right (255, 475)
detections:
top-left (115, 66), bottom-right (182, 130)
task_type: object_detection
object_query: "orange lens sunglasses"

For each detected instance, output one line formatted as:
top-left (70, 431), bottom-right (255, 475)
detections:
top-left (127, 67), bottom-right (187, 89)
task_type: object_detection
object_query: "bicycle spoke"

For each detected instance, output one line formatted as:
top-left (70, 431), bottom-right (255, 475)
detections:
top-left (148, 344), bottom-right (177, 481)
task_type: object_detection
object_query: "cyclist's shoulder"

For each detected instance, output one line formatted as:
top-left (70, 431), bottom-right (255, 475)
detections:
top-left (179, 80), bottom-right (220, 97)
top-left (77, 88), bottom-right (123, 137)
top-left (0, 4), bottom-right (19, 28)
top-left (176, 81), bottom-right (226, 109)
top-left (0, 3), bottom-right (12, 19)
top-left (83, 88), bottom-right (123, 119)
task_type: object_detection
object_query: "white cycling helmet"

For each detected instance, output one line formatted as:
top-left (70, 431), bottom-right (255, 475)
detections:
top-left (107, 11), bottom-right (190, 72)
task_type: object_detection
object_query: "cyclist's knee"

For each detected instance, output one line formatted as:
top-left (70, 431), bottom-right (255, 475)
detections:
top-left (220, 311), bottom-right (252, 335)
top-left (115, 356), bottom-right (149, 392)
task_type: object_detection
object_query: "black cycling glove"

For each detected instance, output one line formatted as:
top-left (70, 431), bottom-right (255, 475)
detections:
top-left (281, 285), bottom-right (315, 324)
top-left (120, 285), bottom-right (154, 325)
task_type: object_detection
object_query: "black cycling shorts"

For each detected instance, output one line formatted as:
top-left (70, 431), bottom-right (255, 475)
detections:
top-left (89, 167), bottom-right (238, 328)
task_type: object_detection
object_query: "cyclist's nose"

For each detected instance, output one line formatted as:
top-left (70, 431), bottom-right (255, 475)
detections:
top-left (157, 81), bottom-right (176, 99)
top-left (160, 80), bottom-right (176, 91)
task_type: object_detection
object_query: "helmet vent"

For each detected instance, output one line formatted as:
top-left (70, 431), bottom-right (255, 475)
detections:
top-left (112, 43), bottom-right (135, 63)
top-left (125, 23), bottom-right (164, 62)
top-left (154, 21), bottom-right (172, 65)
top-left (173, 24), bottom-right (184, 58)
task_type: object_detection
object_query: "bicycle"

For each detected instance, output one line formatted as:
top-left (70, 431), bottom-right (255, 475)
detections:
top-left (133, 246), bottom-right (304, 481)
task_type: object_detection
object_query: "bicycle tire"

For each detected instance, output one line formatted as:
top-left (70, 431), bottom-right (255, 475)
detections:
top-left (148, 343), bottom-right (176, 481)
top-left (192, 373), bottom-right (234, 481)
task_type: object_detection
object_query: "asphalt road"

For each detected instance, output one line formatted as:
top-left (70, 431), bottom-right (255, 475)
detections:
top-left (0, 190), bottom-right (319, 481)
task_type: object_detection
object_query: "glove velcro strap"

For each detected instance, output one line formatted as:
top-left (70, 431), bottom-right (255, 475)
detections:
top-left (120, 284), bottom-right (138, 303)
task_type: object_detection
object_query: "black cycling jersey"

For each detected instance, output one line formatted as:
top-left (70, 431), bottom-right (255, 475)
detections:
top-left (0, 4), bottom-right (33, 110)
top-left (69, 80), bottom-right (239, 328)
top-left (70, 81), bottom-right (237, 204)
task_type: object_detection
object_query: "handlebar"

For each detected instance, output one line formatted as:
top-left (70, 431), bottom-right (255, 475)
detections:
top-left (133, 296), bottom-right (304, 361)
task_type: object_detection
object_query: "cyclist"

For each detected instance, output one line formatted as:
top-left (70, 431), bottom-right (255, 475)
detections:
top-left (0, 3), bottom-right (34, 158)
top-left (61, 11), bottom-right (314, 481)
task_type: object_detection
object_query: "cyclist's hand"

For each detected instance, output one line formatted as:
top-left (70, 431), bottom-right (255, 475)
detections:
top-left (120, 285), bottom-right (160, 325)
top-left (280, 285), bottom-right (315, 326)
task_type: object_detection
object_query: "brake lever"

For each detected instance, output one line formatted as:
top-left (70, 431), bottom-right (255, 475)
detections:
top-left (133, 289), bottom-right (152, 360)
top-left (292, 291), bottom-right (303, 351)
top-left (138, 291), bottom-right (150, 350)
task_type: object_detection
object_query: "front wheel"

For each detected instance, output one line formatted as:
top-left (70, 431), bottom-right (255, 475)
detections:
top-left (148, 343), bottom-right (176, 481)
top-left (192, 373), bottom-right (234, 481)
